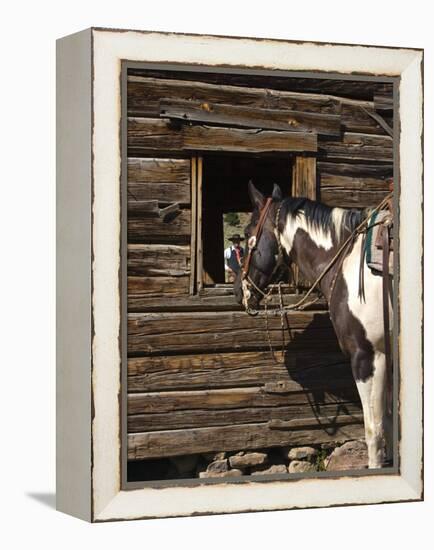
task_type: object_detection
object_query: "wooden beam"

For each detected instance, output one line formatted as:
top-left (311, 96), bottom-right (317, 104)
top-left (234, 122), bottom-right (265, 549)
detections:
top-left (128, 276), bottom-right (189, 298)
top-left (196, 156), bottom-right (203, 291)
top-left (127, 310), bottom-right (340, 355)
top-left (128, 118), bottom-right (318, 155)
top-left (320, 189), bottom-right (390, 209)
top-left (128, 182), bottom-right (190, 205)
top-left (189, 156), bottom-right (197, 294)
top-left (317, 161), bottom-right (393, 178)
top-left (127, 76), bottom-right (342, 117)
top-left (127, 244), bottom-right (190, 277)
top-left (128, 401), bottom-right (362, 433)
top-left (159, 98), bottom-right (341, 136)
top-left (318, 132), bottom-right (393, 163)
top-left (374, 94), bottom-right (394, 112)
top-left (127, 288), bottom-right (328, 313)
top-left (292, 156), bottom-right (317, 199)
top-left (128, 209), bottom-right (191, 244)
top-left (319, 173), bottom-right (391, 208)
top-left (128, 157), bottom-right (191, 183)
top-left (127, 383), bottom-right (359, 416)
top-left (127, 349), bottom-right (347, 392)
top-left (127, 415), bottom-right (364, 459)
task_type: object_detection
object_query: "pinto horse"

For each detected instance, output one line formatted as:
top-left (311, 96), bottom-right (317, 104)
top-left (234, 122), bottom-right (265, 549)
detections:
top-left (234, 182), bottom-right (393, 469)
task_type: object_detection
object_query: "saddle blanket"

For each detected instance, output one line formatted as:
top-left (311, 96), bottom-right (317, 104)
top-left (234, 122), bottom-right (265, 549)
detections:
top-left (365, 210), bottom-right (394, 274)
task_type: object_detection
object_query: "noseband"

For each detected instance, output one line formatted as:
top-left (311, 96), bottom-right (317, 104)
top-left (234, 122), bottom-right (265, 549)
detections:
top-left (241, 198), bottom-right (283, 314)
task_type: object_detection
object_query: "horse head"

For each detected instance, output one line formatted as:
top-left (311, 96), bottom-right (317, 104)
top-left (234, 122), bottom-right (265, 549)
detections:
top-left (233, 181), bottom-right (283, 311)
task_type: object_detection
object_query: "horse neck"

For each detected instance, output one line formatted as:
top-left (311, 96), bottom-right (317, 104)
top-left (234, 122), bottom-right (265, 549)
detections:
top-left (281, 216), bottom-right (349, 300)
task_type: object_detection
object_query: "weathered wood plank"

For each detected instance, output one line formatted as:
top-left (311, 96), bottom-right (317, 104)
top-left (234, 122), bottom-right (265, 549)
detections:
top-left (128, 76), bottom-right (342, 117)
top-left (128, 209), bottom-right (191, 243)
top-left (128, 401), bottom-right (361, 432)
top-left (127, 289), bottom-right (327, 313)
top-left (318, 132), bottom-right (393, 162)
top-left (320, 189), bottom-right (390, 208)
top-left (317, 161), bottom-right (393, 178)
top-left (128, 76), bottom-right (392, 135)
top-left (128, 157), bottom-right (191, 183)
top-left (128, 118), bottom-right (317, 155)
top-left (160, 98), bottom-right (341, 136)
top-left (374, 94), bottom-right (394, 112)
top-left (128, 244), bottom-right (190, 277)
top-left (292, 156), bottom-right (317, 199)
top-left (320, 174), bottom-right (391, 192)
top-left (127, 380), bottom-right (358, 416)
top-left (128, 276), bottom-right (190, 298)
top-left (127, 71), bottom-right (393, 102)
top-left (127, 349), bottom-right (345, 391)
top-left (128, 415), bottom-right (364, 459)
top-left (127, 310), bottom-right (340, 355)
top-left (128, 182), bottom-right (190, 205)
top-left (341, 104), bottom-right (393, 135)
top-left (127, 200), bottom-right (180, 218)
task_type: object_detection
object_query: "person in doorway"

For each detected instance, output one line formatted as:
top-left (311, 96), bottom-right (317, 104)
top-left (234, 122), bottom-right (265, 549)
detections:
top-left (224, 234), bottom-right (245, 283)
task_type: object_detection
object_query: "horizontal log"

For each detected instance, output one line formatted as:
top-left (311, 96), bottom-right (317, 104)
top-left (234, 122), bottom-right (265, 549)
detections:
top-left (127, 349), bottom-right (345, 392)
top-left (128, 415), bottom-right (364, 459)
top-left (128, 118), bottom-right (317, 155)
top-left (374, 94), bottom-right (394, 112)
top-left (127, 199), bottom-right (160, 217)
top-left (318, 161), bottom-right (393, 178)
top-left (128, 276), bottom-right (189, 298)
top-left (128, 76), bottom-right (342, 117)
top-left (128, 157), bottom-right (191, 183)
top-left (159, 98), bottom-right (341, 136)
top-left (128, 401), bottom-right (361, 432)
top-left (318, 132), bottom-right (393, 162)
top-left (127, 200), bottom-right (180, 219)
top-left (128, 77), bottom-right (394, 136)
top-left (127, 289), bottom-right (327, 312)
top-left (128, 378), bottom-right (358, 416)
top-left (341, 104), bottom-right (393, 135)
top-left (128, 182), bottom-right (190, 205)
top-left (320, 174), bottom-right (391, 192)
top-left (320, 188), bottom-right (390, 208)
top-left (128, 244), bottom-right (190, 277)
top-left (127, 310), bottom-right (340, 355)
top-left (128, 71), bottom-right (393, 102)
top-left (128, 209), bottom-right (191, 243)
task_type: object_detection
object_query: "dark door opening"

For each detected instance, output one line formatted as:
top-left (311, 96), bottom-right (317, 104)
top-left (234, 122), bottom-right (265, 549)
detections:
top-left (201, 155), bottom-right (293, 286)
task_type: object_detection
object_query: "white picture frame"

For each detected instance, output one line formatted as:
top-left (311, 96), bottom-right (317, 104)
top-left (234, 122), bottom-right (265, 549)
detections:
top-left (56, 27), bottom-right (423, 522)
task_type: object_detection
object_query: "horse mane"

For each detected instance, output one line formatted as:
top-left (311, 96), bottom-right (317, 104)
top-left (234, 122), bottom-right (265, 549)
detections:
top-left (282, 197), bottom-right (364, 243)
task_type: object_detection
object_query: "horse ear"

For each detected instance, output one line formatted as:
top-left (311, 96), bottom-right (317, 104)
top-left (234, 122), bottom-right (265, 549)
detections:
top-left (272, 183), bottom-right (282, 202)
top-left (248, 180), bottom-right (265, 209)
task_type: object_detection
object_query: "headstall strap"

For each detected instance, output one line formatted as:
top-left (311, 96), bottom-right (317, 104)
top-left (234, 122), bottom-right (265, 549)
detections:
top-left (242, 197), bottom-right (273, 280)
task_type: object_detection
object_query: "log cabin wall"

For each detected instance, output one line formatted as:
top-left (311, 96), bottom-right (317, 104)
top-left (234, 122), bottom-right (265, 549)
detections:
top-left (125, 68), bottom-right (393, 473)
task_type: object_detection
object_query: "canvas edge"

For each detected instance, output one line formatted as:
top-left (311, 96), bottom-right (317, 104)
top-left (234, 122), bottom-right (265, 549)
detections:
top-left (88, 29), bottom-right (423, 522)
top-left (56, 28), bottom-right (93, 522)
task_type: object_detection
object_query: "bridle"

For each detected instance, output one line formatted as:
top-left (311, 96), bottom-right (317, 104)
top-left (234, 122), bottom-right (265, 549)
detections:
top-left (241, 198), bottom-right (284, 314)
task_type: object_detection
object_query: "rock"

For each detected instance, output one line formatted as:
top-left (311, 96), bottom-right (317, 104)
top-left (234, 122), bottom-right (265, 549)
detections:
top-left (251, 464), bottom-right (288, 476)
top-left (169, 455), bottom-right (199, 475)
top-left (206, 459), bottom-right (229, 474)
top-left (199, 468), bottom-right (243, 479)
top-left (287, 446), bottom-right (318, 462)
top-left (202, 451), bottom-right (227, 462)
top-left (325, 440), bottom-right (368, 471)
top-left (229, 452), bottom-right (268, 469)
top-left (288, 460), bottom-right (316, 473)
